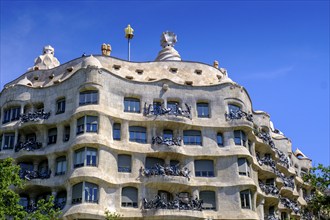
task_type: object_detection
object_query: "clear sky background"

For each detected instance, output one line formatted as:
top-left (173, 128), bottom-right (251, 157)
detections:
top-left (0, 1), bottom-right (329, 166)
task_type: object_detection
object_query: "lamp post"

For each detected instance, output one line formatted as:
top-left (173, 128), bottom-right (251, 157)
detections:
top-left (125, 24), bottom-right (134, 61)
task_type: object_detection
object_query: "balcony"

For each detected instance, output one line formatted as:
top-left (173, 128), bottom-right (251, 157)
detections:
top-left (143, 103), bottom-right (191, 119)
top-left (152, 136), bottom-right (182, 146)
top-left (140, 164), bottom-right (190, 180)
top-left (19, 169), bottom-right (51, 180)
top-left (20, 110), bottom-right (50, 123)
top-left (280, 196), bottom-right (300, 214)
top-left (15, 140), bottom-right (42, 152)
top-left (225, 109), bottom-right (253, 122)
top-left (259, 181), bottom-right (279, 196)
top-left (275, 149), bottom-right (290, 169)
top-left (255, 130), bottom-right (275, 148)
top-left (257, 154), bottom-right (276, 170)
top-left (142, 194), bottom-right (203, 211)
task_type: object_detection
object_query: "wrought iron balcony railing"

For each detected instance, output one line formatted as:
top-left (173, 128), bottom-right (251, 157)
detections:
top-left (257, 154), bottom-right (276, 169)
top-left (225, 109), bottom-right (253, 122)
top-left (20, 110), bottom-right (50, 123)
top-left (152, 136), bottom-right (182, 146)
top-left (142, 195), bottom-right (203, 211)
top-left (144, 103), bottom-right (191, 118)
top-left (140, 164), bottom-right (190, 180)
top-left (54, 200), bottom-right (66, 210)
top-left (280, 196), bottom-right (300, 214)
top-left (259, 181), bottom-right (279, 196)
top-left (15, 140), bottom-right (42, 152)
top-left (275, 148), bottom-right (290, 169)
top-left (255, 131), bottom-right (275, 148)
top-left (19, 169), bottom-right (51, 180)
top-left (264, 215), bottom-right (280, 220)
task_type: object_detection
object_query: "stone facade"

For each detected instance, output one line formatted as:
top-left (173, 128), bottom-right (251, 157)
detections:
top-left (0, 45), bottom-right (312, 220)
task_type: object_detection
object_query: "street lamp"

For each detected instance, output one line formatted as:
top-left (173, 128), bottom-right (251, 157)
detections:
top-left (125, 24), bottom-right (134, 61)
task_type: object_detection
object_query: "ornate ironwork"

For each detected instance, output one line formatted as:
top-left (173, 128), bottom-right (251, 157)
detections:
top-left (280, 196), bottom-right (300, 214)
top-left (19, 169), bottom-right (51, 180)
top-left (20, 110), bottom-right (51, 123)
top-left (264, 215), bottom-right (280, 220)
top-left (142, 194), bottom-right (203, 211)
top-left (140, 164), bottom-right (190, 180)
top-left (144, 103), bottom-right (191, 118)
top-left (275, 148), bottom-right (290, 169)
top-left (54, 200), bottom-right (66, 210)
top-left (15, 140), bottom-right (42, 152)
top-left (259, 181), bottom-right (279, 196)
top-left (152, 136), bottom-right (182, 146)
top-left (225, 109), bottom-right (253, 122)
top-left (256, 131), bottom-right (275, 148)
top-left (256, 153), bottom-right (276, 168)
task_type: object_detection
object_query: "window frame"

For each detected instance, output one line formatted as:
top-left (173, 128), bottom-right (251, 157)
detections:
top-left (48, 128), bottom-right (57, 145)
top-left (217, 132), bottom-right (223, 146)
top-left (194, 159), bottom-right (215, 177)
top-left (3, 106), bottom-right (21, 124)
top-left (56, 98), bottom-right (66, 114)
top-left (197, 102), bottom-right (210, 118)
top-left (183, 130), bottom-right (202, 145)
top-left (3, 133), bottom-right (15, 150)
top-left (55, 156), bottom-right (67, 176)
top-left (129, 126), bottom-right (147, 143)
top-left (234, 130), bottom-right (247, 146)
top-left (76, 115), bottom-right (98, 135)
top-left (121, 187), bottom-right (138, 208)
top-left (118, 154), bottom-right (132, 173)
top-left (238, 158), bottom-right (250, 177)
top-left (124, 97), bottom-right (140, 113)
top-left (79, 90), bottom-right (99, 106)
top-left (240, 189), bottom-right (252, 209)
top-left (74, 147), bottom-right (98, 168)
top-left (200, 191), bottom-right (216, 210)
top-left (113, 123), bottom-right (121, 140)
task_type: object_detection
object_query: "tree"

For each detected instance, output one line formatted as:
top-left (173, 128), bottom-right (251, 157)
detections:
top-left (303, 164), bottom-right (330, 219)
top-left (0, 158), bottom-right (61, 220)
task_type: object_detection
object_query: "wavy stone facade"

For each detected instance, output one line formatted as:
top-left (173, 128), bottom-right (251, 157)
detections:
top-left (0, 51), bottom-right (312, 220)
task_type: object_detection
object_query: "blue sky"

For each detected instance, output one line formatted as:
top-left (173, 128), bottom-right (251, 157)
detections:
top-left (0, 1), bottom-right (329, 166)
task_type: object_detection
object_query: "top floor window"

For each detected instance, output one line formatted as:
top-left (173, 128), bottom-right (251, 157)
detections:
top-left (3, 106), bottom-right (20, 124)
top-left (183, 130), bottom-right (202, 145)
top-left (56, 98), bottom-right (66, 114)
top-left (228, 104), bottom-right (240, 114)
top-left (197, 102), bottom-right (209, 118)
top-left (79, 90), bottom-right (98, 106)
top-left (124, 98), bottom-right (140, 113)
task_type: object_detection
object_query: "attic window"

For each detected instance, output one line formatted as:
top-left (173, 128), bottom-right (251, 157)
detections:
top-left (67, 66), bottom-right (74, 72)
top-left (185, 81), bottom-right (193, 85)
top-left (126, 76), bottom-right (134, 80)
top-left (49, 74), bottom-right (55, 79)
top-left (113, 65), bottom-right (121, 70)
top-left (136, 69), bottom-right (144, 74)
top-left (195, 70), bottom-right (202, 75)
top-left (148, 78), bottom-right (156, 81)
top-left (169, 67), bottom-right (178, 73)
top-left (33, 75), bottom-right (39, 80)
top-left (54, 79), bottom-right (61, 84)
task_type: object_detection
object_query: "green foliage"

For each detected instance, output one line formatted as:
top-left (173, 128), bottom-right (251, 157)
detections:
top-left (0, 158), bottom-right (61, 220)
top-left (303, 164), bottom-right (330, 218)
top-left (105, 209), bottom-right (122, 220)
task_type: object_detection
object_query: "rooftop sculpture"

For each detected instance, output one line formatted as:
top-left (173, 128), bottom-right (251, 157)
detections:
top-left (29, 45), bottom-right (60, 71)
top-left (155, 31), bottom-right (181, 61)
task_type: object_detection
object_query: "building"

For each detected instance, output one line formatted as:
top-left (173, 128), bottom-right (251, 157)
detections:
top-left (0, 32), bottom-right (313, 220)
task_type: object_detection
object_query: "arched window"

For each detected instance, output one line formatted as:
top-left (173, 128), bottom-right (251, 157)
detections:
top-left (122, 187), bottom-right (138, 208)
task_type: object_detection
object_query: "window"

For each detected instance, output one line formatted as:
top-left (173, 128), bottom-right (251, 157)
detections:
top-left (118, 154), bottom-right (132, 173)
top-left (38, 160), bottom-right (49, 174)
top-left (121, 187), bottom-right (138, 208)
top-left (146, 157), bottom-right (164, 169)
top-left (228, 104), bottom-right (240, 114)
top-left (3, 106), bottom-right (20, 123)
top-left (113, 123), bottom-right (121, 140)
top-left (197, 102), bottom-right (209, 118)
top-left (167, 101), bottom-right (179, 114)
top-left (163, 129), bottom-right (173, 140)
top-left (194, 160), bottom-right (214, 177)
top-left (84, 182), bottom-right (98, 203)
top-left (238, 158), bottom-right (250, 177)
top-left (124, 98), bottom-right (140, 113)
top-left (55, 191), bottom-right (67, 209)
top-left (3, 133), bottom-right (15, 150)
top-left (281, 212), bottom-right (288, 220)
top-left (217, 133), bottom-right (223, 146)
top-left (266, 178), bottom-right (275, 186)
top-left (234, 130), bottom-right (246, 146)
top-left (79, 90), bottom-right (98, 105)
top-left (56, 98), bottom-right (66, 114)
top-left (269, 206), bottom-right (275, 216)
top-left (77, 116), bottom-right (98, 134)
top-left (200, 191), bottom-right (216, 210)
top-left (183, 130), bottom-right (202, 145)
top-left (48, 128), bottom-right (57, 145)
top-left (240, 190), bottom-right (252, 209)
top-left (129, 126), bottom-right (147, 143)
top-left (55, 156), bottom-right (67, 176)
top-left (74, 147), bottom-right (97, 168)
top-left (64, 126), bottom-right (70, 142)
top-left (72, 182), bottom-right (99, 204)
top-left (72, 183), bottom-right (83, 204)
